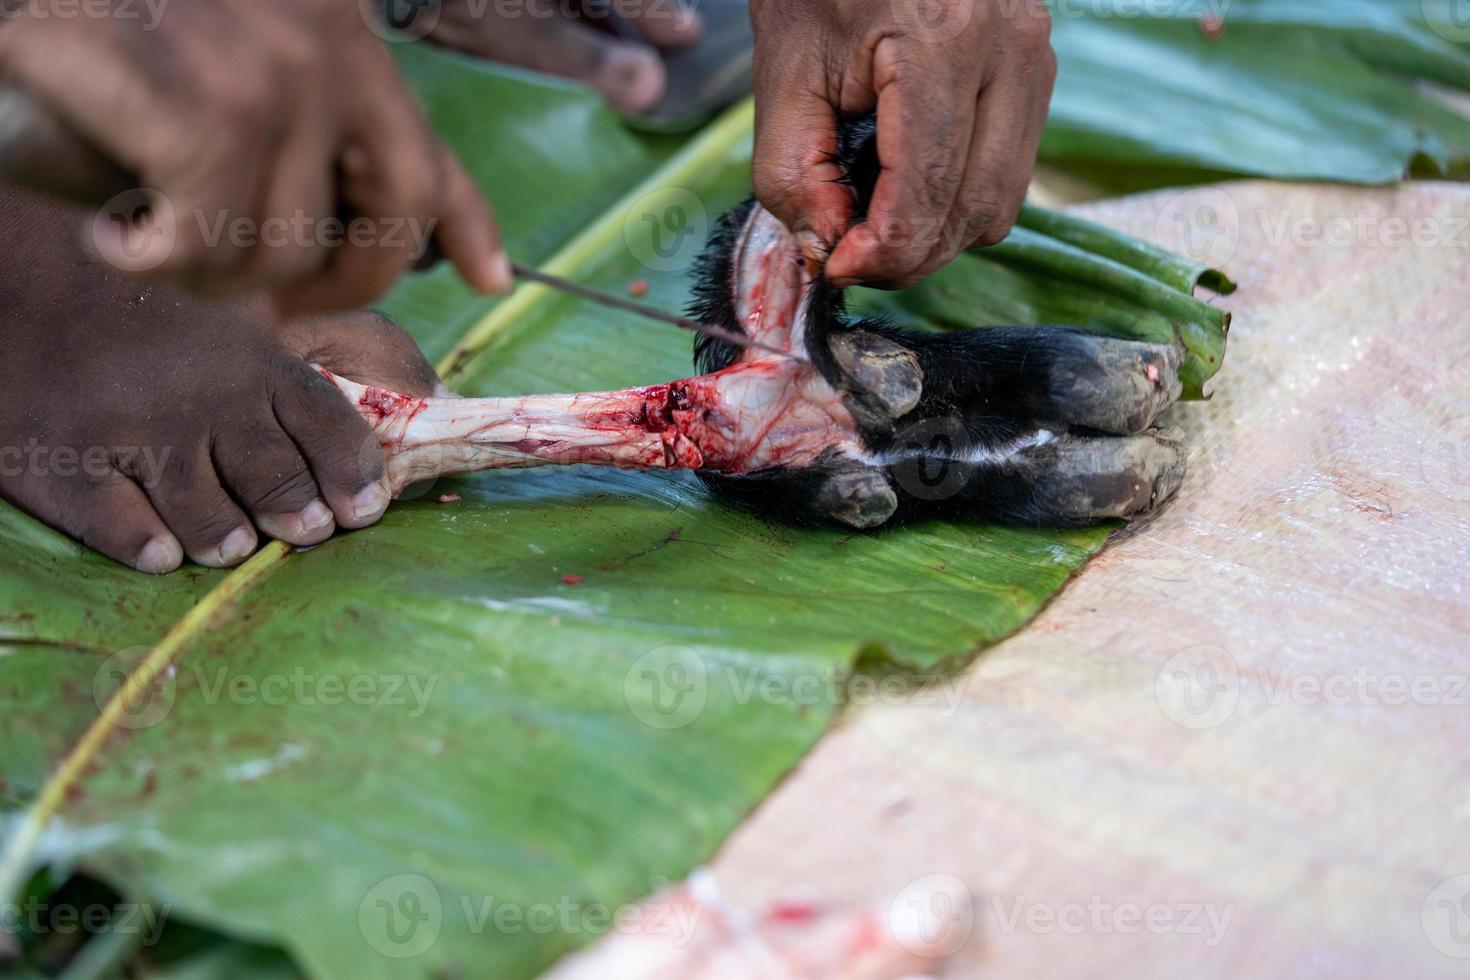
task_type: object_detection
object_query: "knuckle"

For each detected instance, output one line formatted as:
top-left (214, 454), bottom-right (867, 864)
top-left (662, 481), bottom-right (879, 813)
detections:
top-left (919, 161), bottom-right (962, 213)
top-left (168, 496), bottom-right (240, 542)
top-left (241, 460), bottom-right (318, 514)
top-left (960, 191), bottom-right (1022, 243)
top-left (970, 220), bottom-right (1012, 248)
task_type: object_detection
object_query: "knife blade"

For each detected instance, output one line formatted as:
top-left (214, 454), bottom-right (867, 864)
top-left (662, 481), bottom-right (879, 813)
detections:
top-left (0, 82), bottom-right (787, 358)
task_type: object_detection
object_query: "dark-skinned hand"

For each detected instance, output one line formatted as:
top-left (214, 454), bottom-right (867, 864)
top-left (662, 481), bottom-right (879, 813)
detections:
top-left (750, 0), bottom-right (1056, 288)
top-left (0, 0), bottom-right (510, 315)
top-left (0, 187), bottom-right (440, 573)
top-left (425, 0), bottom-right (703, 115)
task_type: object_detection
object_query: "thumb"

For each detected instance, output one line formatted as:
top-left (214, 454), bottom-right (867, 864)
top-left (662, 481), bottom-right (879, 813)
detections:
top-left (751, 89), bottom-right (853, 258)
top-left (280, 310), bottom-right (442, 398)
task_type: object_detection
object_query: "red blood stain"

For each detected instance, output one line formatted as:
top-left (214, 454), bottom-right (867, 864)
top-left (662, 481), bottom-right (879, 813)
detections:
top-left (766, 899), bottom-right (823, 924)
top-left (627, 279), bottom-right (649, 298)
top-left (561, 573), bottom-right (583, 585)
top-left (358, 386), bottom-right (428, 424)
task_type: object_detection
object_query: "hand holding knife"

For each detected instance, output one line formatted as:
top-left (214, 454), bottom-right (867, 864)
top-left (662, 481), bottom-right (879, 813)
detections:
top-left (0, 81), bottom-right (782, 357)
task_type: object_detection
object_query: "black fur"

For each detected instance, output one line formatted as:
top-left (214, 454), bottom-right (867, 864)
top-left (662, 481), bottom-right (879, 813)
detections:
top-left (687, 114), bottom-right (1186, 529)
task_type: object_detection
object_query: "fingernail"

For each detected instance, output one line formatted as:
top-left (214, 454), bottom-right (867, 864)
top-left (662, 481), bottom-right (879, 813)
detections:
top-left (135, 535), bottom-right (182, 575)
top-left (301, 499), bottom-right (334, 532)
top-left (351, 481), bottom-right (390, 523)
top-left (488, 253), bottom-right (514, 294)
top-left (599, 46), bottom-right (665, 115)
top-left (218, 527), bottom-right (256, 565)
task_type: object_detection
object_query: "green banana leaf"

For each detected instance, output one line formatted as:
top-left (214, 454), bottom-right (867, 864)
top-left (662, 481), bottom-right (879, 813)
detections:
top-left (0, 50), bottom-right (1229, 979)
top-left (1042, 0), bottom-right (1470, 185)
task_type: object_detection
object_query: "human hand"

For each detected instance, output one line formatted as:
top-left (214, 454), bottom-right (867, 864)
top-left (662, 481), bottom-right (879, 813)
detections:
top-left (424, 0), bottom-right (703, 115)
top-left (0, 0), bottom-right (509, 316)
top-left (749, 0), bottom-right (1056, 288)
top-left (0, 188), bottom-right (441, 574)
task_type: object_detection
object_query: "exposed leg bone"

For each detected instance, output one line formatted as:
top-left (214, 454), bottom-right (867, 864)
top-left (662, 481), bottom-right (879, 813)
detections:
top-left (319, 361), bottom-right (866, 496)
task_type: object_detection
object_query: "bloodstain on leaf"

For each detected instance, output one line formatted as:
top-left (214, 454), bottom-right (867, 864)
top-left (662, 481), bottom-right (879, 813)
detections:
top-left (560, 574), bottom-right (583, 585)
top-left (627, 279), bottom-right (649, 298)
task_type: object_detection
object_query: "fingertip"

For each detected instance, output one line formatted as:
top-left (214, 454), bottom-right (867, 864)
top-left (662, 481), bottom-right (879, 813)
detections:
top-left (134, 534), bottom-right (184, 575)
top-left (473, 251), bottom-right (514, 295)
top-left (598, 44), bottom-right (666, 115)
top-left (338, 478), bottom-right (391, 530)
top-left (823, 228), bottom-right (876, 285)
top-left (256, 499), bottom-right (336, 547)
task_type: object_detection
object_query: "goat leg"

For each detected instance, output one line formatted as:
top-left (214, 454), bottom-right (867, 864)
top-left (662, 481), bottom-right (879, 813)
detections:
top-left (318, 364), bottom-right (861, 496)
